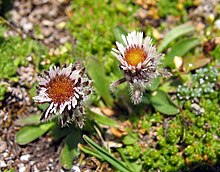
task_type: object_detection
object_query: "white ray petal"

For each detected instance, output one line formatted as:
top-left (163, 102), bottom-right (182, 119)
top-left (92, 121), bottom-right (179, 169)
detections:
top-left (121, 34), bottom-right (128, 46)
top-left (138, 32), bottom-right (143, 47)
top-left (72, 97), bottom-right (77, 108)
top-left (39, 78), bottom-right (49, 86)
top-left (59, 102), bottom-right (67, 114)
top-left (45, 102), bottom-right (54, 119)
top-left (112, 48), bottom-right (120, 53)
top-left (137, 62), bottom-right (142, 70)
top-left (116, 42), bottom-right (125, 56)
top-left (74, 92), bottom-right (79, 99)
top-left (70, 70), bottom-right (80, 80)
top-left (111, 51), bottom-right (126, 65)
top-left (49, 67), bottom-right (57, 79)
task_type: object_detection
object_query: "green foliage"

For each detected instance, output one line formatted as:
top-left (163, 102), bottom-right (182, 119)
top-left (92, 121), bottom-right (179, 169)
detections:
top-left (86, 109), bottom-right (119, 127)
top-left (15, 110), bottom-right (119, 168)
top-left (60, 128), bottom-right (83, 169)
top-left (14, 114), bottom-right (41, 126)
top-left (3, 169), bottom-right (15, 172)
top-left (157, 0), bottom-right (193, 18)
top-left (113, 26), bottom-right (128, 45)
top-left (210, 45), bottom-right (220, 59)
top-left (165, 37), bottom-right (200, 67)
top-left (0, 35), bottom-right (47, 79)
top-left (122, 144), bottom-right (141, 159)
top-left (0, 84), bottom-right (6, 100)
top-left (146, 90), bottom-right (179, 115)
top-left (15, 122), bottom-right (55, 145)
top-left (6, 1), bottom-right (220, 171)
top-left (158, 23), bottom-right (195, 52)
top-left (68, 0), bottom-right (138, 61)
top-left (82, 64), bottom-right (219, 171)
top-left (86, 57), bottom-right (113, 106)
top-left (122, 133), bottom-right (139, 145)
top-left (158, 0), bottom-right (180, 17)
top-left (82, 135), bottom-right (133, 172)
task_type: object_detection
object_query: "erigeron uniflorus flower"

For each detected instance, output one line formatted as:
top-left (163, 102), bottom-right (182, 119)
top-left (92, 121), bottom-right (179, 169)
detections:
top-left (111, 30), bottom-right (170, 104)
top-left (33, 62), bottom-right (92, 128)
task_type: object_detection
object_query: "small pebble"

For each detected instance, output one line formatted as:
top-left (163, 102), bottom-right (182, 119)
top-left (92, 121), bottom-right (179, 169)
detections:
top-left (214, 19), bottom-right (220, 30)
top-left (2, 152), bottom-right (8, 158)
top-left (20, 154), bottom-right (31, 161)
top-left (71, 165), bottom-right (80, 172)
top-left (0, 159), bottom-right (7, 168)
top-left (191, 103), bottom-right (205, 115)
top-left (18, 163), bottom-right (26, 172)
top-left (0, 140), bottom-right (7, 153)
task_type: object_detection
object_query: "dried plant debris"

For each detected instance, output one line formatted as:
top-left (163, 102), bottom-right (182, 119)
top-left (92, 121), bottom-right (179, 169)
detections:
top-left (5, 0), bottom-right (73, 47)
top-left (17, 64), bottom-right (39, 87)
top-left (189, 0), bottom-right (220, 20)
top-left (135, 0), bottom-right (160, 27)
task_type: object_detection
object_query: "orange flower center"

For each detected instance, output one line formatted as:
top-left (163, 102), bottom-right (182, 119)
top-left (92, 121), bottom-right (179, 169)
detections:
top-left (124, 47), bottom-right (147, 66)
top-left (47, 75), bottom-right (74, 104)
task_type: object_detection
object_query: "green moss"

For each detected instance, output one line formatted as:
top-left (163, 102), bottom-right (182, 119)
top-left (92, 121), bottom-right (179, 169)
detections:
top-left (0, 84), bottom-right (6, 100)
top-left (157, 0), bottom-right (193, 18)
top-left (157, 0), bottom-right (180, 17)
top-left (0, 35), bottom-right (47, 79)
top-left (68, 0), bottom-right (138, 62)
top-left (210, 45), bottom-right (220, 60)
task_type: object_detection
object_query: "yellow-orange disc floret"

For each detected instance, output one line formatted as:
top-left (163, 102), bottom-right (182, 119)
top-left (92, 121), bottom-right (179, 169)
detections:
top-left (124, 47), bottom-right (147, 66)
top-left (47, 75), bottom-right (74, 104)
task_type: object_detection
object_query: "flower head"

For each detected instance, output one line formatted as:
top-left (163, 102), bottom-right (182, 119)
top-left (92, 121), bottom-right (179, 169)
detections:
top-left (111, 30), bottom-right (170, 104)
top-left (33, 62), bottom-right (92, 128)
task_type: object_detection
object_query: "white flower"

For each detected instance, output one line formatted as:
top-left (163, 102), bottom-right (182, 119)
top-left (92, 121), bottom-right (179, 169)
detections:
top-left (33, 62), bottom-right (92, 128)
top-left (111, 30), bottom-right (170, 104)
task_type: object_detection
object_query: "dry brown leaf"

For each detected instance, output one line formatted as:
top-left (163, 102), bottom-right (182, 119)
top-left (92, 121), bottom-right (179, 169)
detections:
top-left (110, 120), bottom-right (132, 138)
top-left (100, 107), bottom-right (115, 117)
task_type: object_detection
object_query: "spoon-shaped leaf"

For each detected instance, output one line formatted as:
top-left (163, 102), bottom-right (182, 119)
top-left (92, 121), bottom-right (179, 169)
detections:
top-left (87, 57), bottom-right (113, 106)
top-left (147, 90), bottom-right (179, 115)
top-left (158, 23), bottom-right (195, 52)
top-left (60, 129), bottom-right (83, 169)
top-left (165, 37), bottom-right (200, 67)
top-left (15, 122), bottom-right (55, 145)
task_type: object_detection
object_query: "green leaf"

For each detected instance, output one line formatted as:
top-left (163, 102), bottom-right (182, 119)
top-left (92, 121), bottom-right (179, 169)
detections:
top-left (0, 84), bottom-right (7, 101)
top-left (83, 135), bottom-right (131, 172)
top-left (160, 79), bottom-right (182, 93)
top-left (87, 109), bottom-right (119, 127)
top-left (147, 90), bottom-right (179, 115)
top-left (87, 57), bottom-right (113, 106)
top-left (50, 125), bottom-right (72, 141)
top-left (14, 115), bottom-right (41, 126)
top-left (117, 149), bottom-right (142, 172)
top-left (0, 17), bottom-right (22, 36)
top-left (0, 16), bottom-right (8, 24)
top-left (165, 38), bottom-right (200, 67)
top-left (60, 129), bottom-right (83, 169)
top-left (78, 144), bottom-right (104, 160)
top-left (114, 26), bottom-right (127, 44)
top-left (37, 103), bottom-right (49, 111)
top-left (122, 133), bottom-right (138, 145)
top-left (146, 77), bottom-right (161, 91)
top-left (129, 161), bottom-right (142, 172)
top-left (158, 23), bottom-right (195, 52)
top-left (15, 122), bottom-right (55, 145)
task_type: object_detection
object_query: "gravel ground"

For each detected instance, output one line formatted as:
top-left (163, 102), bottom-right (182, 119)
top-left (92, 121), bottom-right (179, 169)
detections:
top-left (0, 0), bottom-right (74, 171)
